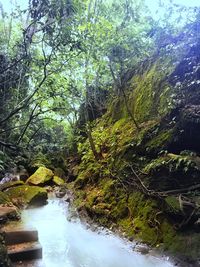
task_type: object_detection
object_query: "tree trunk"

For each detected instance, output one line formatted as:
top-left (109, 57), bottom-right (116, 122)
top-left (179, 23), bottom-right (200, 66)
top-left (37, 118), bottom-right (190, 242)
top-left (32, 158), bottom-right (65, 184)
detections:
top-left (86, 122), bottom-right (100, 160)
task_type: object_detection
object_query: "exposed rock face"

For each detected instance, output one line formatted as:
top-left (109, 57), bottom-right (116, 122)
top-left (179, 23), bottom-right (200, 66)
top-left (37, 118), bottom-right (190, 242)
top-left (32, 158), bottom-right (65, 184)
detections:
top-left (0, 206), bottom-right (20, 223)
top-left (26, 167), bottom-right (54, 186)
top-left (4, 185), bottom-right (48, 207)
top-left (0, 173), bottom-right (20, 184)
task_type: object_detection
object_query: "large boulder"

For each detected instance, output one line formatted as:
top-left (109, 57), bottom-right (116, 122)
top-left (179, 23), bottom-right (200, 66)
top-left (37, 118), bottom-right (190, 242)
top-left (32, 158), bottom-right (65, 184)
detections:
top-left (4, 185), bottom-right (48, 207)
top-left (26, 167), bottom-right (53, 186)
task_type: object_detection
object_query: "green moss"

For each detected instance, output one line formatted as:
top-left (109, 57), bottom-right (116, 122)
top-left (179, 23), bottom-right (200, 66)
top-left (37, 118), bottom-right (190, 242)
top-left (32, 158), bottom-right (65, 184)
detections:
top-left (161, 221), bottom-right (200, 261)
top-left (109, 98), bottom-right (129, 122)
top-left (53, 176), bottom-right (64, 185)
top-left (112, 118), bottom-right (129, 132)
top-left (118, 218), bottom-right (135, 237)
top-left (107, 59), bottom-right (175, 124)
top-left (5, 185), bottom-right (47, 207)
top-left (101, 179), bottom-right (115, 197)
top-left (111, 196), bottom-right (128, 219)
top-left (131, 58), bottom-right (175, 123)
top-left (26, 167), bottom-right (54, 185)
top-left (133, 66), bottom-right (157, 122)
top-left (86, 188), bottom-right (101, 207)
top-left (75, 160), bottom-right (103, 189)
top-left (165, 196), bottom-right (181, 214)
top-left (70, 33), bottom-right (200, 263)
top-left (125, 192), bottom-right (159, 244)
top-left (0, 191), bottom-right (12, 205)
top-left (0, 181), bottom-right (24, 191)
top-left (159, 85), bottom-right (174, 116)
top-left (74, 171), bottom-right (90, 189)
top-left (73, 190), bottom-right (87, 208)
top-left (91, 203), bottom-right (111, 216)
top-left (133, 217), bottom-right (158, 244)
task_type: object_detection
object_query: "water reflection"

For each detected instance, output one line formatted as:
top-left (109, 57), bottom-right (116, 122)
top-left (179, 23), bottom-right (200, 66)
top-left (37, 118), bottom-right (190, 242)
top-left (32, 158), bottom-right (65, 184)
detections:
top-left (15, 198), bottom-right (174, 267)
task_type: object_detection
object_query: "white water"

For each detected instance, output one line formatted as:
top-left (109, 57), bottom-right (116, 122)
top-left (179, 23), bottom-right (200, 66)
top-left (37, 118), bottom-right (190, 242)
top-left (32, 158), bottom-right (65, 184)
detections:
top-left (16, 197), bottom-right (174, 267)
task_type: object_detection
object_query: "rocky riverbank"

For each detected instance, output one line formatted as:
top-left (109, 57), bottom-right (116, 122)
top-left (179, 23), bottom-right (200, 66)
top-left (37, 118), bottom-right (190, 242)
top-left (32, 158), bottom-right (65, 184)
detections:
top-left (0, 166), bottom-right (66, 266)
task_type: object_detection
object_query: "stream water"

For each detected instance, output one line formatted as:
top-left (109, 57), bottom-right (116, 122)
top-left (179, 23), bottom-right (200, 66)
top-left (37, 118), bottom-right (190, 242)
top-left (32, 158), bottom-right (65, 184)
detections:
top-left (12, 196), bottom-right (175, 267)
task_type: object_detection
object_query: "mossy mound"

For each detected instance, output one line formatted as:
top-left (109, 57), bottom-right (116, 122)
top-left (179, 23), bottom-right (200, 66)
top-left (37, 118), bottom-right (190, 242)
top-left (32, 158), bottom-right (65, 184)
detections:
top-left (53, 176), bottom-right (64, 186)
top-left (26, 167), bottom-right (54, 185)
top-left (4, 185), bottom-right (48, 207)
top-left (75, 182), bottom-right (163, 244)
top-left (0, 181), bottom-right (24, 192)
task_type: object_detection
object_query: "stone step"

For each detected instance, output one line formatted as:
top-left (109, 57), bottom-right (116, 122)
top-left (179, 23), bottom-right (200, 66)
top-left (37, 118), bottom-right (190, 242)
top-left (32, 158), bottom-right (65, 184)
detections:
top-left (4, 228), bottom-right (38, 245)
top-left (8, 241), bottom-right (42, 262)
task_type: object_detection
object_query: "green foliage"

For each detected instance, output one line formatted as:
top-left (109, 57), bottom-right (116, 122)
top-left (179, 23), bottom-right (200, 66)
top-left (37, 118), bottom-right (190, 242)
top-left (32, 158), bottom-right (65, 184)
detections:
top-left (144, 153), bottom-right (198, 175)
top-left (5, 185), bottom-right (48, 207)
top-left (53, 176), bottom-right (65, 186)
top-left (30, 152), bottom-right (52, 168)
top-left (145, 129), bottom-right (174, 153)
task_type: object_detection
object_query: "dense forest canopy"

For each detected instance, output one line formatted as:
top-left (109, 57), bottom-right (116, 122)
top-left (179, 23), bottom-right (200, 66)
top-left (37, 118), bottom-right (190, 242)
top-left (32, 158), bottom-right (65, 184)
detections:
top-left (0, 0), bottom-right (200, 168)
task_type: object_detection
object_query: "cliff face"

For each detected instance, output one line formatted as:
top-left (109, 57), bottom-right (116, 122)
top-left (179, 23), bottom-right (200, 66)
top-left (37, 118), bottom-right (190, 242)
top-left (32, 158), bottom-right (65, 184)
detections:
top-left (72, 22), bottom-right (200, 263)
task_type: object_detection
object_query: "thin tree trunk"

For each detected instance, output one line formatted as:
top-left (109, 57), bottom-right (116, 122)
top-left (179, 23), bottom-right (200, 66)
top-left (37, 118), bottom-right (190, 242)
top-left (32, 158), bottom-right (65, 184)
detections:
top-left (120, 85), bottom-right (140, 130)
top-left (109, 61), bottom-right (140, 130)
top-left (17, 105), bottom-right (37, 145)
top-left (86, 122), bottom-right (100, 160)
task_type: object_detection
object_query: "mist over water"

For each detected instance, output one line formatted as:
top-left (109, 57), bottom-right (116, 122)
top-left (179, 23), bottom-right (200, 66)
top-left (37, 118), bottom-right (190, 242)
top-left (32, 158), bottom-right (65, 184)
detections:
top-left (17, 198), bottom-right (174, 267)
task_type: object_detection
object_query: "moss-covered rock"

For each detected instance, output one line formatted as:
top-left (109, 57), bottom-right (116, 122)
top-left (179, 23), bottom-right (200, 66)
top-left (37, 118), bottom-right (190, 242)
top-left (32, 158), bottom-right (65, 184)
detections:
top-left (26, 167), bottom-right (54, 185)
top-left (0, 181), bottom-right (24, 191)
top-left (4, 185), bottom-right (47, 207)
top-left (53, 176), bottom-right (64, 186)
top-left (0, 192), bottom-right (12, 205)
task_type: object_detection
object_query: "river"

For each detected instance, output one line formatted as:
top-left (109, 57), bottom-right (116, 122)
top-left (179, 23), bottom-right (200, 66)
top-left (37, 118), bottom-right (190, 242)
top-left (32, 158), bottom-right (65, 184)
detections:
top-left (12, 195), bottom-right (175, 267)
